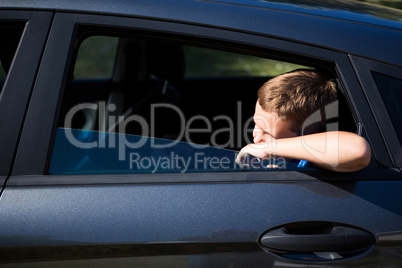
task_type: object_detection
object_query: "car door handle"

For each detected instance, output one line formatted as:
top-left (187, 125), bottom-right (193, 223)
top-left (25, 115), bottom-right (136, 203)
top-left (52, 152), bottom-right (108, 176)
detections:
top-left (260, 224), bottom-right (375, 253)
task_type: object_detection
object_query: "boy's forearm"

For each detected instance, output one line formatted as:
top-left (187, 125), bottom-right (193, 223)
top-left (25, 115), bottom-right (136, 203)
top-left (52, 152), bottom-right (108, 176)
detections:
top-left (241, 131), bottom-right (371, 172)
top-left (277, 131), bottom-right (371, 172)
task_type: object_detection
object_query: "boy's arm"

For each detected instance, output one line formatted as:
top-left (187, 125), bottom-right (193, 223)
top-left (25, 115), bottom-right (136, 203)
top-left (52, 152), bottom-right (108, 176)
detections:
top-left (236, 131), bottom-right (371, 172)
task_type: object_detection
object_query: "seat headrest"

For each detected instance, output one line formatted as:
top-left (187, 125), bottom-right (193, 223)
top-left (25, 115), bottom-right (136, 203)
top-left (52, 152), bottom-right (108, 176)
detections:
top-left (146, 41), bottom-right (185, 83)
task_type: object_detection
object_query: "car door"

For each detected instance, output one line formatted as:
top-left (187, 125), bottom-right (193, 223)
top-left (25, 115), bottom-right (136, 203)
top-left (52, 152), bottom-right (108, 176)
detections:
top-left (0, 12), bottom-right (401, 267)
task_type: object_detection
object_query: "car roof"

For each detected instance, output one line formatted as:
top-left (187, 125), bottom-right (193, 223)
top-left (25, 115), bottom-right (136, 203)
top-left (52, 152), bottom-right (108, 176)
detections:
top-left (2, 0), bottom-right (402, 66)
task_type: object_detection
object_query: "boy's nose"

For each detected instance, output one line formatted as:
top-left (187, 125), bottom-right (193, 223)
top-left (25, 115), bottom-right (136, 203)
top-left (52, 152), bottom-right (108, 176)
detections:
top-left (253, 132), bottom-right (263, 144)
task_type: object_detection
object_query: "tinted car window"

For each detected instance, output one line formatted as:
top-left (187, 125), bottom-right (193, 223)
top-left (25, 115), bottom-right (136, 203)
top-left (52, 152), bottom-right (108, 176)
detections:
top-left (372, 71), bottom-right (402, 145)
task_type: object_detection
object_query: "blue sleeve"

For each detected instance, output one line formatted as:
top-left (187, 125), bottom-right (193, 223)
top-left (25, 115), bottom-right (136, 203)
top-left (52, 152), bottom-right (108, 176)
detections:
top-left (297, 160), bottom-right (309, 168)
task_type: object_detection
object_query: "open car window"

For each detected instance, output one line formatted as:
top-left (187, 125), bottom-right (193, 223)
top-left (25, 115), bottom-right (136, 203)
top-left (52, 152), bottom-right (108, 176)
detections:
top-left (49, 33), bottom-right (353, 175)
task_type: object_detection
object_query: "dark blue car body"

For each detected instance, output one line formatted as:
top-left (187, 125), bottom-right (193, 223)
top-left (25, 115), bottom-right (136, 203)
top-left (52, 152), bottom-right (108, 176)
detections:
top-left (0, 0), bottom-right (401, 266)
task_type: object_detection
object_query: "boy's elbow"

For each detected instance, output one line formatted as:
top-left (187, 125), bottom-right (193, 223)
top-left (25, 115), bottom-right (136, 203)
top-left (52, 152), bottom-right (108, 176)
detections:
top-left (352, 138), bottom-right (371, 171)
top-left (340, 137), bottom-right (371, 172)
top-left (326, 135), bottom-right (371, 173)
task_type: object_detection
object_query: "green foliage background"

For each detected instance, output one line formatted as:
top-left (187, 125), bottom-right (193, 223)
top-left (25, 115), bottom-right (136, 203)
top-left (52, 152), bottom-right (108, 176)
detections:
top-left (362, 0), bottom-right (402, 9)
top-left (73, 36), bottom-right (306, 79)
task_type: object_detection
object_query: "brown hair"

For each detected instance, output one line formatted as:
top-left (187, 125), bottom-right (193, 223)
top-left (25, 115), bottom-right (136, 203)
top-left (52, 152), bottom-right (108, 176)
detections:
top-left (257, 69), bottom-right (337, 134)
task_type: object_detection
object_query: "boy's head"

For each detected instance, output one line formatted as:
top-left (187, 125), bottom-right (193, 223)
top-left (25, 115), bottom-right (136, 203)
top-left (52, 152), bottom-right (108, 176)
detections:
top-left (256, 69), bottom-right (338, 136)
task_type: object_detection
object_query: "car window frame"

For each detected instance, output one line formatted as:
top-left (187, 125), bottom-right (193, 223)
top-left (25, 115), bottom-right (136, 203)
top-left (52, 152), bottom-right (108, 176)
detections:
top-left (11, 12), bottom-right (397, 181)
top-left (0, 10), bottom-right (53, 178)
top-left (350, 55), bottom-right (402, 168)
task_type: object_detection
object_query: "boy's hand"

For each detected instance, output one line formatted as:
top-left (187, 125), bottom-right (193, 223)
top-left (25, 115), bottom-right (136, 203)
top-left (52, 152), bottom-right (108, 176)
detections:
top-left (236, 143), bottom-right (272, 167)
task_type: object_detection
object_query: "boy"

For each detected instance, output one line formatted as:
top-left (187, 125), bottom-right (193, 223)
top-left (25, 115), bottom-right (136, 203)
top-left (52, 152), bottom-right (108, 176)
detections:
top-left (235, 69), bottom-right (371, 172)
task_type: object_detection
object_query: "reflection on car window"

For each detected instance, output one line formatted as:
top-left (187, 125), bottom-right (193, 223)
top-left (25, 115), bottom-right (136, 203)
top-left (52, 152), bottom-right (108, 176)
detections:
top-left (52, 33), bottom-right (322, 175)
top-left (0, 25), bottom-right (24, 94)
top-left (183, 46), bottom-right (306, 78)
top-left (372, 71), bottom-right (402, 145)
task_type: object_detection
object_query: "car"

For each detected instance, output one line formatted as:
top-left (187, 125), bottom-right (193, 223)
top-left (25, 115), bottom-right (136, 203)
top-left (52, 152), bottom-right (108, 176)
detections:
top-left (0, 0), bottom-right (401, 266)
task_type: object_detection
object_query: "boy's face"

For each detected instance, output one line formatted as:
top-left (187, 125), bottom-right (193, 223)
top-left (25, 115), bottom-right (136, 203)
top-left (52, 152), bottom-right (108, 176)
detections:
top-left (253, 100), bottom-right (297, 144)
